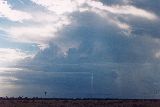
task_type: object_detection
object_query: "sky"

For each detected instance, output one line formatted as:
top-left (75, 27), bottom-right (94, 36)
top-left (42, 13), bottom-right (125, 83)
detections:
top-left (0, 0), bottom-right (160, 98)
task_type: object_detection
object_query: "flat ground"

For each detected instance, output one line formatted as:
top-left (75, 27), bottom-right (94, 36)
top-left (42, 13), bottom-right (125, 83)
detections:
top-left (0, 99), bottom-right (160, 107)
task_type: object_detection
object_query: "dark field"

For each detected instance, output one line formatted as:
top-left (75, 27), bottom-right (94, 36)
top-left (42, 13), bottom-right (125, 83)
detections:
top-left (0, 98), bottom-right (160, 107)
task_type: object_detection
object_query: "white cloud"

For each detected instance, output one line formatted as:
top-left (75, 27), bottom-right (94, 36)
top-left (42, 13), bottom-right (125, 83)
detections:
top-left (4, 14), bottom-right (71, 49)
top-left (31, 0), bottom-right (86, 15)
top-left (8, 26), bottom-right (56, 43)
top-left (0, 0), bottom-right (158, 50)
top-left (31, 0), bottom-right (73, 14)
top-left (0, 48), bottom-right (32, 66)
top-left (0, 67), bottom-right (22, 72)
top-left (111, 19), bottom-right (131, 31)
top-left (0, 0), bottom-right (32, 22)
top-left (30, 12), bottom-right (60, 23)
top-left (87, 0), bottom-right (157, 20)
top-left (106, 5), bottom-right (157, 20)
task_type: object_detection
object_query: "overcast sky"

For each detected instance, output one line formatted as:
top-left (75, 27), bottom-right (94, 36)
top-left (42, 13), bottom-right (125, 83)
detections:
top-left (0, 0), bottom-right (160, 98)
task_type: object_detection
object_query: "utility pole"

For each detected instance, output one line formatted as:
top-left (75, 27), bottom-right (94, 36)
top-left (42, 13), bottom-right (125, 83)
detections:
top-left (91, 71), bottom-right (94, 98)
top-left (44, 91), bottom-right (47, 97)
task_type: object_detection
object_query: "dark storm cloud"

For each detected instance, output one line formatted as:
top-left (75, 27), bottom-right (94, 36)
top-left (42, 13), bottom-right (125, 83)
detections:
top-left (131, 0), bottom-right (160, 16)
top-left (26, 10), bottom-right (160, 67)
top-left (11, 0), bottom-right (160, 98)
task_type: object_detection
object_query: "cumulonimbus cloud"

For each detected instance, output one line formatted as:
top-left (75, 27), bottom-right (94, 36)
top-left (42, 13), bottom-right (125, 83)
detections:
top-left (0, 0), bottom-right (159, 67)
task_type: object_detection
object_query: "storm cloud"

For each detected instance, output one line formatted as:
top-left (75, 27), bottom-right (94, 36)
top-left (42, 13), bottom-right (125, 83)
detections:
top-left (0, 0), bottom-right (160, 98)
